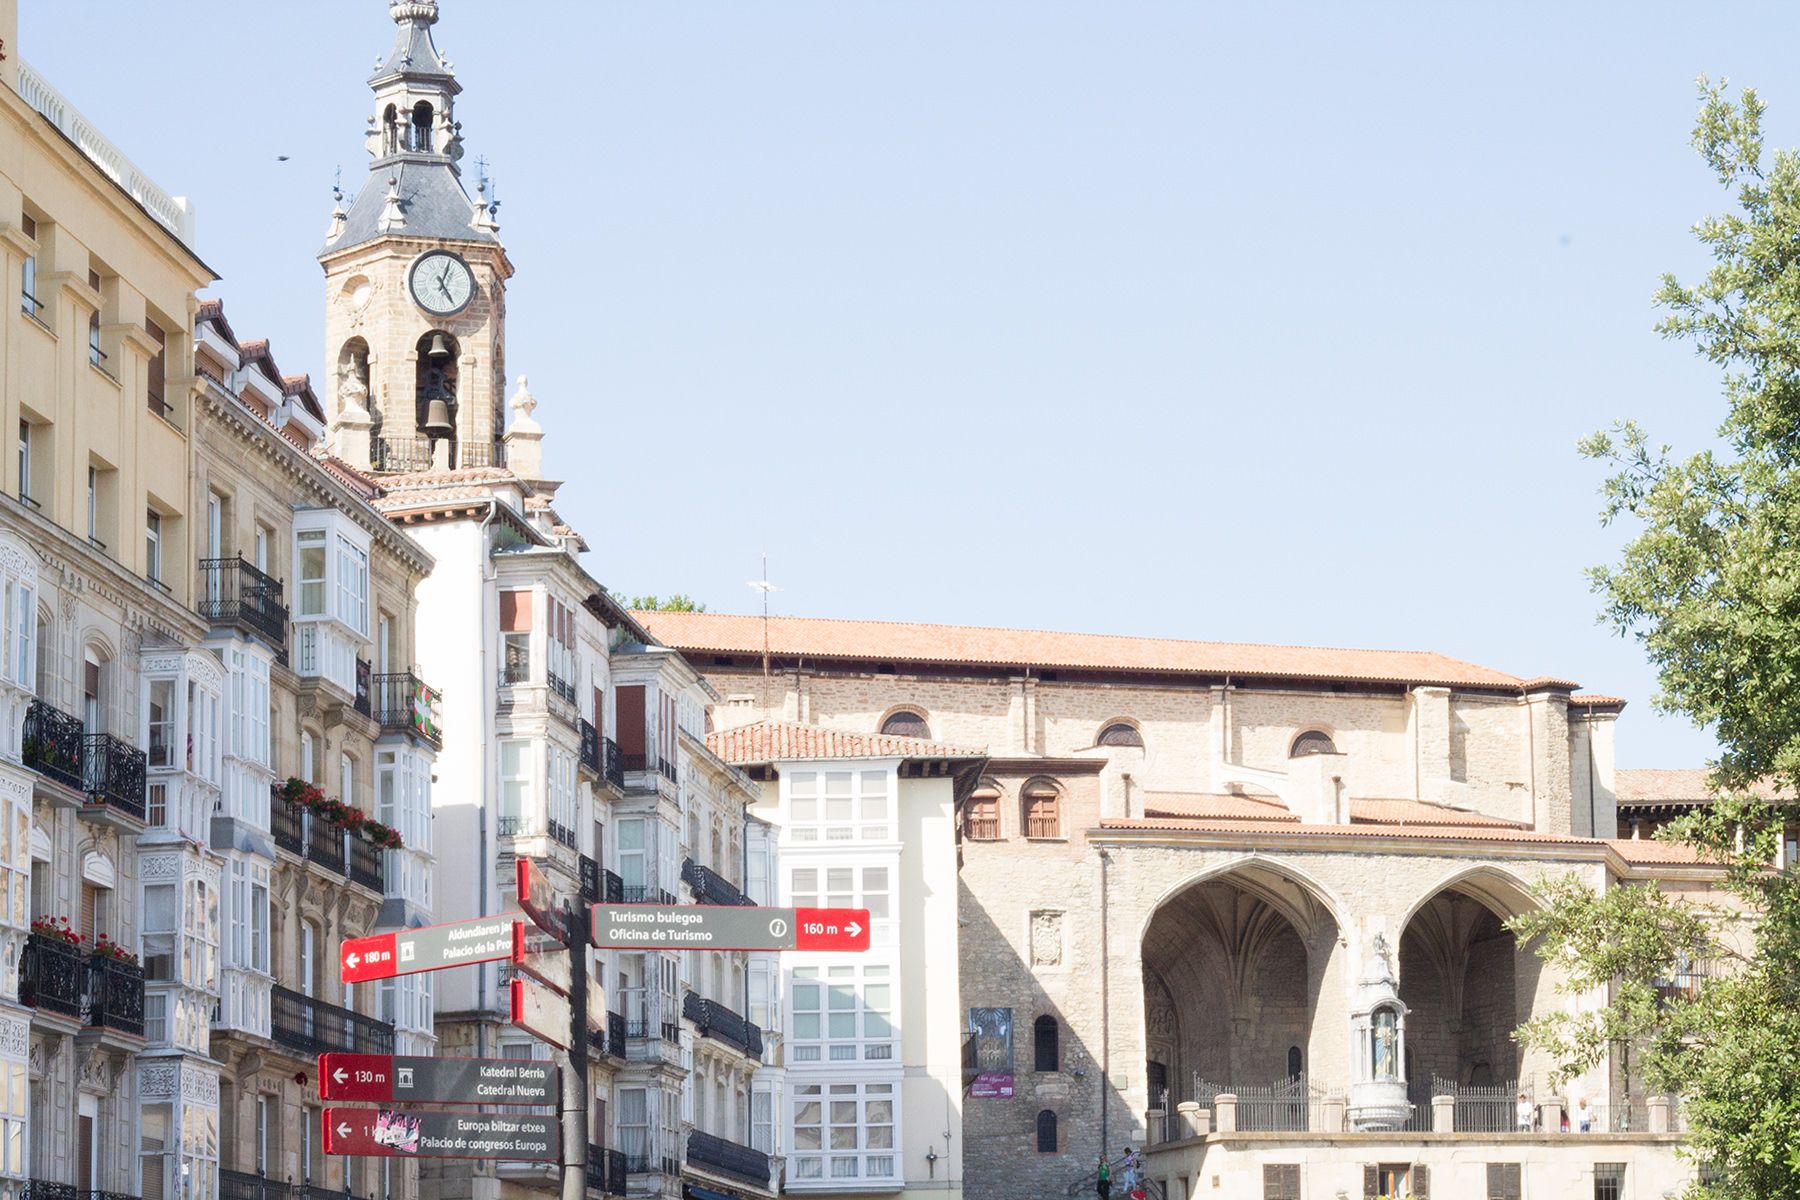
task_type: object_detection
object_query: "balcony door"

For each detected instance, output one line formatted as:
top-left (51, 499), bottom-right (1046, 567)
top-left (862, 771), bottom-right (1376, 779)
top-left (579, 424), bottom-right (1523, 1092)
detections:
top-left (205, 492), bottom-right (224, 607)
top-left (77, 1094), bottom-right (96, 1192)
top-left (300, 922), bottom-right (319, 1041)
top-left (82, 651), bottom-right (102, 735)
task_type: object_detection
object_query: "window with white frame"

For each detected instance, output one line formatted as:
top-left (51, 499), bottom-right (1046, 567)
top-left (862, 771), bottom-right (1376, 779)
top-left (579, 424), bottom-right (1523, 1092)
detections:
top-left (379, 973), bottom-right (433, 1039)
top-left (499, 739), bottom-right (534, 835)
top-left (296, 531), bottom-right (326, 617)
top-left (292, 515), bottom-right (371, 692)
top-left (0, 1052), bottom-right (22, 1178)
top-left (791, 865), bottom-right (893, 947)
top-left (751, 1087), bottom-right (776, 1155)
top-left (789, 963), bottom-right (893, 1062)
top-left (184, 876), bottom-right (218, 990)
top-left (749, 958), bottom-right (776, 1031)
top-left (180, 1097), bottom-right (219, 1200)
top-left (548, 744), bottom-right (577, 843)
top-left (618, 1087), bottom-right (650, 1166)
top-left (4, 573), bottom-right (33, 693)
top-left (789, 1081), bottom-right (896, 1183)
top-left (225, 859), bottom-right (271, 975)
top-left (377, 747), bottom-right (432, 906)
top-left (222, 647), bottom-right (271, 828)
top-left (145, 509), bottom-right (161, 582)
top-left (142, 992), bottom-right (168, 1044)
top-left (335, 535), bottom-right (368, 634)
top-left (186, 678), bottom-right (220, 784)
top-left (786, 769), bottom-right (892, 843)
top-left (618, 818), bottom-right (647, 894)
top-left (142, 883), bottom-right (177, 981)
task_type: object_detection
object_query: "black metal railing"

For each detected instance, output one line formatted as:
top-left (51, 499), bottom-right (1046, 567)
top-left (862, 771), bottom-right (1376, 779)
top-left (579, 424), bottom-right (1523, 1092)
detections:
top-left (658, 756), bottom-right (677, 785)
top-left (353, 659), bottom-right (372, 717)
top-left (606, 1149), bottom-right (626, 1196)
top-left (220, 1168), bottom-right (292, 1200)
top-left (82, 734), bottom-right (146, 821)
top-left (603, 737), bottom-right (624, 790)
top-left (683, 992), bottom-right (763, 1058)
top-left (347, 834), bottom-right (384, 893)
top-left (624, 1017), bottom-right (652, 1040)
top-left (20, 933), bottom-right (84, 1019)
top-left (198, 557), bottom-right (288, 649)
top-left (607, 1010), bottom-right (626, 1058)
top-left (549, 820), bottom-right (578, 851)
top-left (602, 869), bottom-right (625, 904)
top-left (87, 953), bottom-right (145, 1036)
top-left (686, 1130), bottom-right (772, 1189)
top-left (371, 671), bottom-right (442, 750)
top-left (620, 885), bottom-right (675, 905)
top-left (23, 697), bottom-right (84, 791)
top-left (307, 809), bottom-right (345, 874)
top-left (271, 985), bottom-right (394, 1056)
top-left (497, 815), bottom-right (537, 838)
top-left (23, 1182), bottom-right (78, 1200)
top-left (272, 797), bottom-right (304, 856)
top-left (579, 720), bottom-right (601, 777)
top-left (682, 859), bottom-right (753, 908)
top-left (580, 855), bottom-right (601, 903)
top-left (585, 1145), bottom-right (607, 1195)
top-left (373, 435), bottom-right (506, 472)
top-left (548, 673), bottom-right (576, 705)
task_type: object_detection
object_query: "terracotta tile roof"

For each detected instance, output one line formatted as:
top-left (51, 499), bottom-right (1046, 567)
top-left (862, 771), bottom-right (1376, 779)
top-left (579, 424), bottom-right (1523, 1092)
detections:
top-left (371, 469), bottom-right (522, 513)
top-left (1349, 798), bottom-right (1523, 827)
top-left (1614, 767), bottom-right (1789, 807)
top-left (1569, 694), bottom-right (1627, 707)
top-left (706, 719), bottom-right (985, 766)
top-left (312, 452), bottom-right (381, 500)
top-left (1606, 838), bottom-right (1709, 864)
top-left (1141, 793), bottom-right (1522, 827)
top-left (638, 611), bottom-right (1560, 690)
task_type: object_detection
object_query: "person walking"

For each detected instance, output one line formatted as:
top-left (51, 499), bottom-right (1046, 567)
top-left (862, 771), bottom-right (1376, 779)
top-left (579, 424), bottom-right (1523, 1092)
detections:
top-left (1122, 1146), bottom-right (1141, 1192)
top-left (1515, 1092), bottom-right (1533, 1132)
top-left (1096, 1154), bottom-right (1111, 1199)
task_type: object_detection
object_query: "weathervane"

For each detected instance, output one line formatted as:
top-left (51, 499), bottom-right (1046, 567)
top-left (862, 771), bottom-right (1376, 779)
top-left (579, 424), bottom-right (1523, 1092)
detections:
top-left (747, 552), bottom-right (779, 681)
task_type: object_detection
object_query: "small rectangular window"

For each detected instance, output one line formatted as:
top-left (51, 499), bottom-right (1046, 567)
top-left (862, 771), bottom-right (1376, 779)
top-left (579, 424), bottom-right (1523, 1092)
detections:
top-left (15, 422), bottom-right (28, 506)
top-left (1486, 1163), bottom-right (1521, 1200)
top-left (145, 318), bottom-right (167, 418)
top-left (144, 509), bottom-right (161, 582)
top-left (1594, 1163), bottom-right (1625, 1200)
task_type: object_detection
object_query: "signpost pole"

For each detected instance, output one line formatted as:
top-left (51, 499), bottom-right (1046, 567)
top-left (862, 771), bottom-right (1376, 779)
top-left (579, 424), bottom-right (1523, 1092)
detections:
top-left (560, 898), bottom-right (589, 1200)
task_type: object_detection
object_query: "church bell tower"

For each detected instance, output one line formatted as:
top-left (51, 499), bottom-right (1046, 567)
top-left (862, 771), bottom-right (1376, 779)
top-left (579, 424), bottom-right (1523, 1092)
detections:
top-left (320, 0), bottom-right (512, 474)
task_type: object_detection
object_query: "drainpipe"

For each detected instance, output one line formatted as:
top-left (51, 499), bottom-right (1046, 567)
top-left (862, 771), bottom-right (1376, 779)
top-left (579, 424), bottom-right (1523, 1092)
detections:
top-left (1098, 847), bottom-right (1111, 1157)
top-left (475, 498), bottom-right (498, 1057)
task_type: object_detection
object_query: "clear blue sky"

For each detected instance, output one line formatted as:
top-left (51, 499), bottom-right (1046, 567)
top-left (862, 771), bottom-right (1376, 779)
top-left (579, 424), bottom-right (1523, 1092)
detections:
top-left (23, 1), bottom-right (1790, 769)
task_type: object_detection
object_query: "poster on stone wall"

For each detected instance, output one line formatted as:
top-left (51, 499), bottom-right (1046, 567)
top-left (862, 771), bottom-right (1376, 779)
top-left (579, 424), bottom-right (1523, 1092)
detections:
top-left (968, 1007), bottom-right (1014, 1098)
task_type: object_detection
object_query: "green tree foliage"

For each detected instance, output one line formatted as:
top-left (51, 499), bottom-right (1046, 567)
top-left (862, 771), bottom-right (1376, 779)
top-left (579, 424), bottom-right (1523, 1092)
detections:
top-left (624, 594), bottom-right (707, 613)
top-left (1513, 78), bottom-right (1800, 1197)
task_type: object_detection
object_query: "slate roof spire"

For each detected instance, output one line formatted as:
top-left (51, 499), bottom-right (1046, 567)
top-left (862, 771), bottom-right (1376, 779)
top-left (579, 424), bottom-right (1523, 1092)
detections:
top-left (323, 1), bottom-right (498, 255)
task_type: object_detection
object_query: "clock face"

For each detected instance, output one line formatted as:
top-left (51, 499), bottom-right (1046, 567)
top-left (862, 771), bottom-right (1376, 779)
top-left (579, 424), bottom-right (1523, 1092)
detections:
top-left (408, 251), bottom-right (475, 316)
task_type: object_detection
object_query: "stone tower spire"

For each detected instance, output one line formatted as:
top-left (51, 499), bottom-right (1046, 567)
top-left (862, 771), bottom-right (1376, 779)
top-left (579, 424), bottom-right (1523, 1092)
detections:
top-left (319, 0), bottom-right (514, 476)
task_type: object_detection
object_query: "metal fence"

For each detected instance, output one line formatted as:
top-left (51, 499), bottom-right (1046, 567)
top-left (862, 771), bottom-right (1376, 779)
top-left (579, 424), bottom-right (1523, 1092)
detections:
top-left (1445, 1078), bottom-right (1525, 1133)
top-left (1194, 1074), bottom-right (1336, 1133)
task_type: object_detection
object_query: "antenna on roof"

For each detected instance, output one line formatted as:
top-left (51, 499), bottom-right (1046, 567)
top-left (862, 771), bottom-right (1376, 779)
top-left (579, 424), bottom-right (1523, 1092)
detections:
top-left (747, 551), bottom-right (779, 683)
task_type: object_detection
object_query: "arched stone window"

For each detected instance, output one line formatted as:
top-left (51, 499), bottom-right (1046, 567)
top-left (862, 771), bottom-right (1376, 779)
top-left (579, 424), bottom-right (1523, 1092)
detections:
top-left (1034, 1015), bottom-right (1059, 1072)
top-left (1022, 780), bottom-right (1061, 840)
top-left (1097, 721), bottom-right (1143, 748)
top-left (416, 330), bottom-right (458, 440)
top-left (337, 337), bottom-right (373, 427)
top-left (1035, 1109), bottom-right (1057, 1153)
top-left (409, 101), bottom-right (435, 152)
top-left (382, 104), bottom-right (399, 154)
top-left (1289, 730), bottom-right (1337, 758)
top-left (964, 781), bottom-right (1000, 841)
top-left (1287, 1045), bottom-right (1303, 1079)
top-left (879, 709), bottom-right (929, 740)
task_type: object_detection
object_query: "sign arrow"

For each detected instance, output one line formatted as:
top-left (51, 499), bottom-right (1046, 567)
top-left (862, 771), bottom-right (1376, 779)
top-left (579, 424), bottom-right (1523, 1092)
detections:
top-left (336, 1122), bottom-right (352, 1138)
top-left (332, 1068), bottom-right (348, 1084)
top-left (845, 922), bottom-right (863, 937)
top-left (346, 952), bottom-right (361, 968)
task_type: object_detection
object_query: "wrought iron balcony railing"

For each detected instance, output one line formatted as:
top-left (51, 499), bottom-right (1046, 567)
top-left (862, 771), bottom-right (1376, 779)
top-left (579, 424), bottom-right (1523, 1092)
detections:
top-left (353, 659), bottom-right (372, 718)
top-left (607, 1010), bottom-right (626, 1058)
top-left (272, 797), bottom-right (304, 856)
top-left (579, 720), bottom-right (601, 778)
top-left (620, 885), bottom-right (675, 906)
top-left (197, 557), bottom-right (288, 649)
top-left (603, 737), bottom-right (624, 790)
top-left (686, 1130), bottom-right (772, 1189)
top-left (602, 869), bottom-right (624, 904)
top-left (20, 933), bottom-right (84, 1020)
top-left (220, 1168), bottom-right (293, 1200)
top-left (82, 733), bottom-right (146, 821)
top-left (548, 673), bottom-right (576, 705)
top-left (549, 820), bottom-right (578, 851)
top-left (682, 859), bottom-right (754, 908)
top-left (347, 834), bottom-right (384, 893)
top-left (271, 984), bottom-right (394, 1056)
top-left (23, 697), bottom-right (84, 791)
top-left (682, 992), bottom-right (763, 1059)
top-left (605, 1149), bottom-right (626, 1196)
top-left (307, 808), bottom-right (345, 874)
top-left (371, 671), bottom-right (441, 750)
top-left (87, 953), bottom-right (145, 1036)
top-left (580, 855), bottom-right (600, 903)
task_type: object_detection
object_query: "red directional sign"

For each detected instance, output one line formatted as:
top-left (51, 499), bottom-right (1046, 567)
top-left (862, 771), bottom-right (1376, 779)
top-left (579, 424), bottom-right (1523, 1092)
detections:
top-left (794, 907), bottom-right (872, 952)
top-left (515, 859), bottom-right (573, 945)
top-left (323, 1107), bottom-right (558, 1160)
top-left (341, 915), bottom-right (518, 983)
top-left (317, 1053), bottom-right (558, 1106)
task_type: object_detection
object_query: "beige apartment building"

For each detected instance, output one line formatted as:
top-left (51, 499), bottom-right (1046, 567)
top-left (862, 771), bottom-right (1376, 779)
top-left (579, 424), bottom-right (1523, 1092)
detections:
top-left (644, 610), bottom-right (1718, 1200)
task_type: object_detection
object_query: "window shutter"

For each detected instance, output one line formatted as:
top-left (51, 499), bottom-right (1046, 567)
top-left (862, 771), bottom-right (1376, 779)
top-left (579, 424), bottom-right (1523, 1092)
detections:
top-left (84, 658), bottom-right (100, 699)
top-left (1412, 1163), bottom-right (1430, 1199)
top-left (1486, 1163), bottom-right (1521, 1200)
top-left (616, 686), bottom-right (646, 758)
top-left (80, 882), bottom-right (99, 940)
top-left (1363, 1165), bottom-right (1378, 1199)
top-left (499, 590), bottom-right (532, 632)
